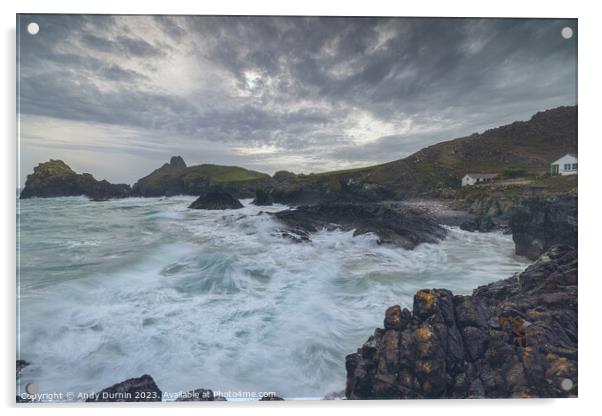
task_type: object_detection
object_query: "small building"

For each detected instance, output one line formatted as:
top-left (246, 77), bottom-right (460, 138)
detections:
top-left (550, 153), bottom-right (577, 176)
top-left (461, 173), bottom-right (497, 187)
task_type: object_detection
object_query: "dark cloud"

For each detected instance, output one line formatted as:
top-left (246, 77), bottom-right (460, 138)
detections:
top-left (17, 14), bottom-right (577, 183)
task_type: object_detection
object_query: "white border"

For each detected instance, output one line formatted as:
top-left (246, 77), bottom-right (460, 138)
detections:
top-left (2, 1), bottom-right (600, 415)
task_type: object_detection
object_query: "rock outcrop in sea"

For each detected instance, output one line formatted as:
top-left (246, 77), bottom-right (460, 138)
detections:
top-left (252, 188), bottom-right (274, 206)
top-left (188, 189), bottom-right (244, 210)
top-left (345, 245), bottom-right (577, 399)
top-left (86, 374), bottom-right (162, 402)
top-left (19, 160), bottom-right (131, 200)
top-left (272, 203), bottom-right (447, 249)
top-left (510, 196), bottom-right (577, 260)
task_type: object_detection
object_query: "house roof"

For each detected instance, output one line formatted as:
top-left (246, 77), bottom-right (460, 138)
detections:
top-left (463, 173), bottom-right (497, 179)
top-left (552, 153), bottom-right (578, 164)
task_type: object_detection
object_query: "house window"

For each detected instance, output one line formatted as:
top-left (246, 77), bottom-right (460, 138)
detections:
top-left (564, 164), bottom-right (571, 170)
top-left (572, 163), bottom-right (577, 170)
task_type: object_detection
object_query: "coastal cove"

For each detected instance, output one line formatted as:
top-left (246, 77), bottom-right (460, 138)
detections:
top-left (17, 196), bottom-right (529, 400)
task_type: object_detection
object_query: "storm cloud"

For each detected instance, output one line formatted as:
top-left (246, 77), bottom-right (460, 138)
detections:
top-left (17, 15), bottom-right (577, 184)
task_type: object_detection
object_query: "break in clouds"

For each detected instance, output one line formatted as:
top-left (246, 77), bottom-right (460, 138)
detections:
top-left (17, 15), bottom-right (577, 184)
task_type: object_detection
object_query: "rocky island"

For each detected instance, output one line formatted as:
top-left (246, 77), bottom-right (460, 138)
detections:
top-left (19, 160), bottom-right (131, 200)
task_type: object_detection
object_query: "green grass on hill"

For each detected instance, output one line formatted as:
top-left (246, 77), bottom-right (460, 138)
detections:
top-left (182, 164), bottom-right (270, 183)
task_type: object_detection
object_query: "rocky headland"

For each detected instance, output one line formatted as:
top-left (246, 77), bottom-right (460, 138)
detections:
top-left (131, 156), bottom-right (271, 198)
top-left (19, 160), bottom-right (131, 200)
top-left (345, 244), bottom-right (577, 399)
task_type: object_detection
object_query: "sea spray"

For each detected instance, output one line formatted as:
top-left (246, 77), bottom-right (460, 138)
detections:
top-left (17, 197), bottom-right (529, 400)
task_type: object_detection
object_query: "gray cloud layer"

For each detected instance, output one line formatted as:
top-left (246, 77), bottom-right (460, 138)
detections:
top-left (17, 15), bottom-right (577, 184)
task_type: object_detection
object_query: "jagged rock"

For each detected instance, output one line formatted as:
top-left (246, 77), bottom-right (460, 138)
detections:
top-left (345, 245), bottom-right (577, 399)
top-left (511, 196), bottom-right (577, 260)
top-left (259, 395), bottom-right (285, 401)
top-left (176, 388), bottom-right (226, 401)
top-left (272, 203), bottom-right (447, 250)
top-left (460, 215), bottom-right (496, 232)
top-left (272, 170), bottom-right (296, 182)
top-left (86, 374), bottom-right (162, 402)
top-left (188, 190), bottom-right (243, 210)
top-left (19, 160), bottom-right (131, 200)
top-left (252, 188), bottom-right (274, 206)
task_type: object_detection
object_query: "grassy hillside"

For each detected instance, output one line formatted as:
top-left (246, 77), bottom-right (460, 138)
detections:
top-left (132, 156), bottom-right (271, 197)
top-left (182, 164), bottom-right (269, 183)
top-left (280, 106), bottom-right (577, 196)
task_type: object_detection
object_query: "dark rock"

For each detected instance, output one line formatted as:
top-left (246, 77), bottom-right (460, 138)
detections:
top-left (252, 188), bottom-right (274, 206)
top-left (259, 394), bottom-right (285, 401)
top-left (269, 177), bottom-right (395, 206)
top-left (272, 170), bottom-right (296, 182)
top-left (277, 228), bottom-right (311, 243)
top-left (272, 203), bottom-right (447, 249)
top-left (169, 155), bottom-right (187, 170)
top-left (188, 189), bottom-right (244, 210)
top-left (460, 215), bottom-right (496, 232)
top-left (19, 160), bottom-right (131, 200)
top-left (86, 374), bottom-right (162, 402)
top-left (511, 196), bottom-right (577, 260)
top-left (345, 245), bottom-right (577, 399)
top-left (16, 359), bottom-right (29, 376)
top-left (176, 388), bottom-right (226, 401)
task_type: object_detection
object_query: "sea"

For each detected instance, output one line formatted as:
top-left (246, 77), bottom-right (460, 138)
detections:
top-left (16, 196), bottom-right (530, 400)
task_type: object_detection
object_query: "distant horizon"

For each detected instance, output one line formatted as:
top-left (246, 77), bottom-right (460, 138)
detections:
top-left (18, 15), bottom-right (577, 185)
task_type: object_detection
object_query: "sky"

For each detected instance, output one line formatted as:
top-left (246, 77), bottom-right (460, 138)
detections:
top-left (17, 15), bottom-right (577, 185)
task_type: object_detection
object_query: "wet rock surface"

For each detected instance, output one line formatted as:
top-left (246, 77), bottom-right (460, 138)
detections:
top-left (252, 188), bottom-right (274, 206)
top-left (460, 215), bottom-right (496, 233)
top-left (511, 196), bottom-right (577, 260)
top-left (345, 245), bottom-right (577, 399)
top-left (272, 203), bottom-right (447, 249)
top-left (86, 374), bottom-right (162, 402)
top-left (188, 190), bottom-right (244, 210)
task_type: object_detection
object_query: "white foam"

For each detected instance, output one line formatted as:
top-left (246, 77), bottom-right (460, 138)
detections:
top-left (17, 197), bottom-right (530, 400)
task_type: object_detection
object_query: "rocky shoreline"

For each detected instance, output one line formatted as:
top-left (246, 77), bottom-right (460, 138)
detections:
top-left (345, 245), bottom-right (577, 399)
top-left (18, 158), bottom-right (578, 402)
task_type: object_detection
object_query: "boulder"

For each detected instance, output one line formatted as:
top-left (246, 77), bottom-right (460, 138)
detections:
top-left (188, 190), bottom-right (243, 210)
top-left (86, 374), bottom-right (162, 402)
top-left (510, 196), bottom-right (577, 260)
top-left (345, 245), bottom-right (577, 399)
top-left (272, 203), bottom-right (447, 250)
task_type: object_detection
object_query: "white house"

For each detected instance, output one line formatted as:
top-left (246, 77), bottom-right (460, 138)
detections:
top-left (550, 154), bottom-right (577, 176)
top-left (462, 173), bottom-right (497, 187)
